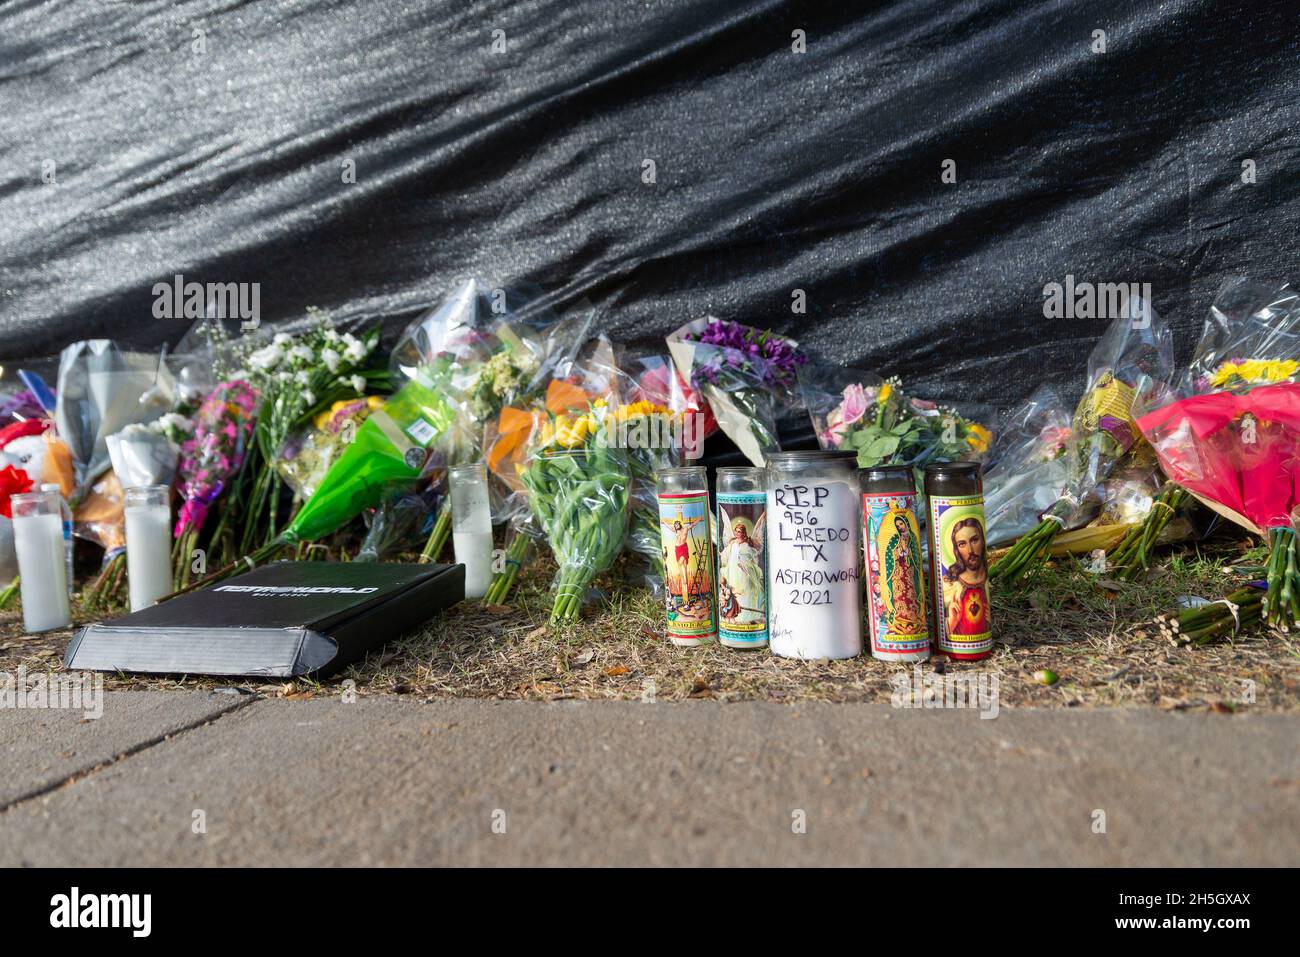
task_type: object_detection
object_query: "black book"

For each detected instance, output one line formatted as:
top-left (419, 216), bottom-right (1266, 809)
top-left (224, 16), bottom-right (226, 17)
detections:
top-left (64, 561), bottom-right (465, 679)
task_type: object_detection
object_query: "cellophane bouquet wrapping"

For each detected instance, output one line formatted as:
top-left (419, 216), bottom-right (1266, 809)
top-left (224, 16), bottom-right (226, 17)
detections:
top-left (667, 317), bottom-right (806, 466)
top-left (802, 364), bottom-right (993, 476)
top-left (1136, 278), bottom-right (1300, 629)
top-left (511, 339), bottom-right (631, 621)
top-left (228, 315), bottom-right (381, 552)
top-left (389, 280), bottom-right (589, 567)
top-left (172, 380), bottom-right (258, 581)
top-left (276, 396), bottom-right (384, 500)
top-left (619, 352), bottom-right (692, 589)
top-left (990, 297), bottom-right (1174, 582)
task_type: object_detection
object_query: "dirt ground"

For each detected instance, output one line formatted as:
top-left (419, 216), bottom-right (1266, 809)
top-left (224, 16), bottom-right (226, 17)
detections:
top-left (2, 539), bottom-right (1297, 712)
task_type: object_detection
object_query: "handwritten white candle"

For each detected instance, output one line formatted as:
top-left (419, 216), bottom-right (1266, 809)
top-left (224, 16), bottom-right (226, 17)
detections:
top-left (125, 502), bottom-right (172, 612)
top-left (14, 510), bottom-right (72, 633)
top-left (767, 478), bottom-right (861, 659)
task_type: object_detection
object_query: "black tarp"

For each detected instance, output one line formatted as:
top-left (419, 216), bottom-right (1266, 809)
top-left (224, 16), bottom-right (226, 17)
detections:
top-left (2, 0), bottom-right (1297, 414)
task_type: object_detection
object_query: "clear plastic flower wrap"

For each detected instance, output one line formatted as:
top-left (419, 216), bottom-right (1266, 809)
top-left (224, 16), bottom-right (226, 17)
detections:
top-left (982, 385), bottom-right (1074, 546)
top-left (989, 296), bottom-right (1174, 582)
top-left (276, 396), bottom-right (383, 500)
top-left (390, 279), bottom-right (592, 565)
top-left (801, 363), bottom-right (994, 472)
top-left (519, 402), bottom-right (632, 623)
top-left (1136, 278), bottom-right (1300, 627)
top-left (616, 352), bottom-right (691, 591)
top-left (667, 317), bottom-right (807, 466)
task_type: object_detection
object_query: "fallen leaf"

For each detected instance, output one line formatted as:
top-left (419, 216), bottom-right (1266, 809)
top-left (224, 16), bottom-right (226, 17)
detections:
top-left (604, 665), bottom-right (629, 677)
top-left (574, 649), bottom-right (595, 667)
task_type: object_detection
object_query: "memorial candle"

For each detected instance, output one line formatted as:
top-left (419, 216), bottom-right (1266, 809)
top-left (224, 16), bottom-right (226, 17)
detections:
top-left (765, 451), bottom-right (861, 659)
top-left (124, 485), bottom-right (173, 612)
top-left (11, 489), bottom-right (72, 632)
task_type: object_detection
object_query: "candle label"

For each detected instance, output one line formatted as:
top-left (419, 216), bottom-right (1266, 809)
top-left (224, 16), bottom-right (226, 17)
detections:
top-left (768, 481), bottom-right (861, 659)
top-left (716, 492), bottom-right (767, 645)
top-left (928, 494), bottom-right (992, 657)
top-left (863, 491), bottom-right (929, 655)
top-left (659, 491), bottom-right (716, 639)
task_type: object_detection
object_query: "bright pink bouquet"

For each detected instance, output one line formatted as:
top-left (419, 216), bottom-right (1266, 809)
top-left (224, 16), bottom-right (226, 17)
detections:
top-left (175, 380), bottom-right (259, 541)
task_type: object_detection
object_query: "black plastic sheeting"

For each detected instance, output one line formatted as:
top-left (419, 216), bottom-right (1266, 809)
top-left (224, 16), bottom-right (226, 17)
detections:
top-left (2, 0), bottom-right (1297, 415)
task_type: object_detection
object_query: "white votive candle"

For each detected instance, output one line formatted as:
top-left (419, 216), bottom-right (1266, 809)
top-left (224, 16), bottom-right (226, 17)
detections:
top-left (124, 485), bottom-right (173, 612)
top-left (449, 463), bottom-right (494, 599)
top-left (12, 490), bottom-right (72, 633)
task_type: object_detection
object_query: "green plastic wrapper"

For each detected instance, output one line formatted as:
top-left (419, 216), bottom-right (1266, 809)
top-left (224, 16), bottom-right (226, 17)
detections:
top-left (282, 369), bottom-right (454, 544)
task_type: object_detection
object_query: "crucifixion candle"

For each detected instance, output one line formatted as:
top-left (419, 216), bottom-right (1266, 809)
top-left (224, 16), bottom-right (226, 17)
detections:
top-left (11, 489), bottom-right (72, 633)
top-left (766, 451), bottom-right (862, 660)
top-left (125, 485), bottom-right (173, 612)
top-left (656, 466), bottom-right (716, 646)
top-left (924, 462), bottom-right (992, 660)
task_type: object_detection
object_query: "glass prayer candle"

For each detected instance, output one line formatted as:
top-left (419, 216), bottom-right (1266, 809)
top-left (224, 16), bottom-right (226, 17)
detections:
top-left (715, 466), bottom-right (768, 648)
top-left (656, 466), bottom-right (716, 646)
top-left (924, 462), bottom-right (992, 660)
top-left (11, 489), bottom-right (72, 632)
top-left (449, 462), bottom-right (494, 599)
top-left (765, 451), bottom-right (862, 659)
top-left (125, 485), bottom-right (173, 612)
top-left (861, 465), bottom-right (930, 662)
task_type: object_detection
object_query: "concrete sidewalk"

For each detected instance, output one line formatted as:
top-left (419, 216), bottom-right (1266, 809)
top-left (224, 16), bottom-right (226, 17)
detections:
top-left (1, 691), bottom-right (1296, 866)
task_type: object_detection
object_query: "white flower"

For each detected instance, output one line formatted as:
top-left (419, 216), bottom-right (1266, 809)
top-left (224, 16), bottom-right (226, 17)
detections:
top-left (159, 412), bottom-right (193, 433)
top-left (350, 374), bottom-right (366, 393)
top-left (341, 333), bottom-right (366, 364)
top-left (324, 329), bottom-right (341, 344)
top-left (295, 370), bottom-right (311, 385)
top-left (273, 332), bottom-right (292, 346)
top-left (276, 371), bottom-right (292, 383)
top-left (292, 344), bottom-right (314, 363)
top-left (303, 390), bottom-right (316, 406)
top-left (321, 348), bottom-right (341, 373)
top-left (248, 344), bottom-right (283, 371)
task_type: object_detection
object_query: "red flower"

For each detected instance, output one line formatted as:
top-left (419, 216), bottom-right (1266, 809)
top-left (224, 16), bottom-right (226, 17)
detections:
top-left (0, 465), bottom-right (33, 519)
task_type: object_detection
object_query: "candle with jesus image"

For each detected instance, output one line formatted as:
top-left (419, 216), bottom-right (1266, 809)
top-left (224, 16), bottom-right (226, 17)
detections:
top-left (655, 467), bottom-right (716, 645)
top-left (924, 462), bottom-right (992, 660)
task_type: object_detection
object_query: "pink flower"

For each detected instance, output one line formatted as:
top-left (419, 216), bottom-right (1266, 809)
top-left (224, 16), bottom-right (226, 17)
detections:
top-left (1038, 425), bottom-right (1072, 457)
top-left (820, 383), bottom-right (870, 446)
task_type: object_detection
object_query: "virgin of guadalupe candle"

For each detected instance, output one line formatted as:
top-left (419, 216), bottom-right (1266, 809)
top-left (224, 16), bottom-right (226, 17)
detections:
top-left (655, 466), bottom-right (716, 646)
top-left (924, 462), bottom-right (992, 660)
top-left (716, 467), bottom-right (767, 648)
top-left (11, 489), bottom-right (72, 633)
top-left (766, 451), bottom-right (862, 659)
top-left (861, 465), bottom-right (930, 662)
top-left (124, 485), bottom-right (173, 612)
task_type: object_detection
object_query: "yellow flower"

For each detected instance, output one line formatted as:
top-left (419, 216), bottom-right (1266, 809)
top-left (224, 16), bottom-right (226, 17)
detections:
top-left (1209, 358), bottom-right (1299, 388)
top-left (878, 382), bottom-right (893, 404)
top-left (966, 423), bottom-right (992, 454)
top-left (553, 413), bottom-right (594, 449)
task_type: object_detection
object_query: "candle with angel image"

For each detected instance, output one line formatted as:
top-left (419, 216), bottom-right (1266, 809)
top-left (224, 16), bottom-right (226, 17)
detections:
top-left (716, 467), bottom-right (768, 648)
top-left (655, 467), bottom-right (717, 645)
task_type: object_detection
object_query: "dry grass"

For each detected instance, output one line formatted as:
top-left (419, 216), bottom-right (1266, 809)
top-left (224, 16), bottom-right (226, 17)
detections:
top-left (2, 541), bottom-right (1298, 711)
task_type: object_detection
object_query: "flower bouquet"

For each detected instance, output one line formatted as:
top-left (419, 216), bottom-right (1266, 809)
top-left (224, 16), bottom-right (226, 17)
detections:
top-left (230, 317), bottom-right (381, 553)
top-left (803, 366), bottom-right (993, 471)
top-left (518, 398), bottom-right (631, 623)
top-left (0, 463), bottom-right (35, 604)
top-left (172, 380), bottom-right (258, 584)
top-left (1136, 278), bottom-right (1300, 629)
top-left (276, 396), bottom-right (384, 501)
top-left (666, 317), bottom-right (806, 466)
top-left (990, 297), bottom-right (1174, 584)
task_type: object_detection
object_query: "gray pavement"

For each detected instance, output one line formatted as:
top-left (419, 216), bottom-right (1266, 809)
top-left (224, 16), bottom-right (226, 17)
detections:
top-left (1, 692), bottom-right (1296, 866)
